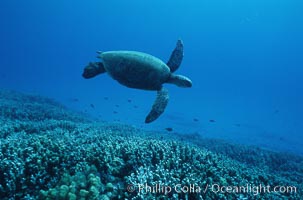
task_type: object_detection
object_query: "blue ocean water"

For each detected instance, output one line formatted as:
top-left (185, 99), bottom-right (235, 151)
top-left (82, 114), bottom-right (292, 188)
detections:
top-left (1, 0), bottom-right (303, 155)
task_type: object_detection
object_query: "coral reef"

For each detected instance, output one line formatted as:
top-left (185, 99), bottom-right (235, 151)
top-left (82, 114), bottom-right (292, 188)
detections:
top-left (0, 89), bottom-right (302, 199)
top-left (39, 165), bottom-right (104, 200)
top-left (0, 89), bottom-right (90, 123)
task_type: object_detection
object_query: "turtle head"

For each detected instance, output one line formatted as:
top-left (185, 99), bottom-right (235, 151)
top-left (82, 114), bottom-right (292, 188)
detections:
top-left (82, 62), bottom-right (106, 79)
top-left (166, 74), bottom-right (192, 88)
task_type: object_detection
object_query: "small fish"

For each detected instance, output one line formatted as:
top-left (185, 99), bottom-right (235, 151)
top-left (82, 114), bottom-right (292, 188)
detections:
top-left (115, 104), bottom-right (120, 108)
top-left (104, 97), bottom-right (109, 100)
top-left (133, 105), bottom-right (138, 109)
top-left (209, 119), bottom-right (215, 123)
top-left (165, 127), bottom-right (173, 132)
top-left (90, 104), bottom-right (95, 108)
top-left (113, 111), bottom-right (118, 114)
top-left (67, 98), bottom-right (79, 102)
top-left (193, 118), bottom-right (199, 122)
top-left (127, 99), bottom-right (132, 103)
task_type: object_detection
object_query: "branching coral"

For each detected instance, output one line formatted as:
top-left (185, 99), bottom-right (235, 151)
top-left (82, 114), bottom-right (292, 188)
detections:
top-left (0, 89), bottom-right (302, 199)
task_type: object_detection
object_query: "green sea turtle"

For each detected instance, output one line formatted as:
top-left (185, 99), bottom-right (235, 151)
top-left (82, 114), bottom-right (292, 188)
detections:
top-left (82, 40), bottom-right (192, 123)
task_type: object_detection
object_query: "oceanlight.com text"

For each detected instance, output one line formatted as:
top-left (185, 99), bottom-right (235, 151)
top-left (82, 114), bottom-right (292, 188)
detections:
top-left (210, 183), bottom-right (297, 196)
top-left (127, 183), bottom-right (297, 196)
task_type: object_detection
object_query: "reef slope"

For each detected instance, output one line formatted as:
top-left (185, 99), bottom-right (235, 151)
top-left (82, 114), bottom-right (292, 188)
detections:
top-left (0, 89), bottom-right (302, 199)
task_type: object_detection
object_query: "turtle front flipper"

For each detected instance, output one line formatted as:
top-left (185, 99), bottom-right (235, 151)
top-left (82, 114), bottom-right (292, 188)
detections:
top-left (166, 39), bottom-right (184, 73)
top-left (82, 62), bottom-right (106, 79)
top-left (145, 88), bottom-right (169, 123)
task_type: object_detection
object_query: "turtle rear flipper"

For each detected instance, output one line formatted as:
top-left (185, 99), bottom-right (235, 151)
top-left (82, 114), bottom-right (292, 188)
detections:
top-left (167, 39), bottom-right (184, 73)
top-left (82, 62), bottom-right (106, 79)
top-left (145, 88), bottom-right (169, 123)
